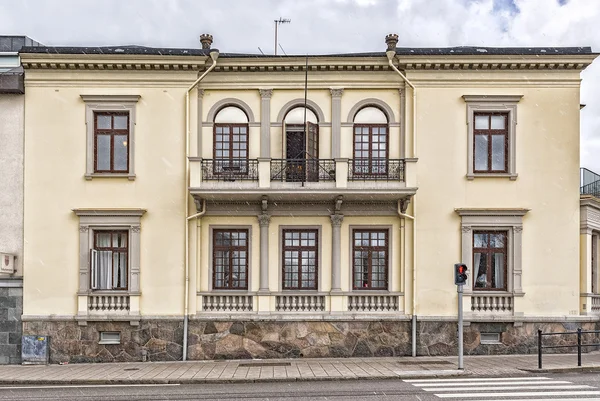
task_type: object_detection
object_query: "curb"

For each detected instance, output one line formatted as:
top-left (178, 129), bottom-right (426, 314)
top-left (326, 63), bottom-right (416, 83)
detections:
top-left (0, 370), bottom-right (468, 386)
top-left (521, 366), bottom-right (600, 374)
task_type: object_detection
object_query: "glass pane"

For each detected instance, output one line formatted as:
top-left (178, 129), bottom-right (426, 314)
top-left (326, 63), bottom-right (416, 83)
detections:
top-left (474, 233), bottom-right (487, 248)
top-left (492, 253), bottom-right (504, 289)
top-left (113, 115), bottom-right (128, 129)
top-left (474, 253), bottom-right (487, 288)
top-left (113, 135), bottom-right (128, 171)
top-left (474, 135), bottom-right (488, 171)
top-left (96, 134), bottom-right (111, 171)
top-left (491, 135), bottom-right (505, 171)
top-left (97, 115), bottom-right (111, 129)
top-left (491, 115), bottom-right (505, 129)
top-left (475, 115), bottom-right (489, 129)
top-left (489, 233), bottom-right (505, 248)
top-left (96, 232), bottom-right (111, 247)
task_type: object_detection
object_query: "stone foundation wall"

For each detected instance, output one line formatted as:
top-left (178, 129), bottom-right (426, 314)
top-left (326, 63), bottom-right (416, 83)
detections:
top-left (0, 285), bottom-right (23, 364)
top-left (22, 318), bottom-right (600, 364)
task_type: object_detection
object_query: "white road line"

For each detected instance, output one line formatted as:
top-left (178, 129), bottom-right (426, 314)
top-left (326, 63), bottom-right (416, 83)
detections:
top-left (426, 384), bottom-right (592, 392)
top-left (405, 377), bottom-right (552, 383)
top-left (0, 384), bottom-right (181, 390)
top-left (418, 380), bottom-right (572, 387)
top-left (436, 390), bottom-right (600, 398)
top-left (487, 399), bottom-right (600, 401)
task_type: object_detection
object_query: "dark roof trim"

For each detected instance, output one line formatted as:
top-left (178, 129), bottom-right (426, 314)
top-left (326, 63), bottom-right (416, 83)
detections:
top-left (19, 45), bottom-right (594, 57)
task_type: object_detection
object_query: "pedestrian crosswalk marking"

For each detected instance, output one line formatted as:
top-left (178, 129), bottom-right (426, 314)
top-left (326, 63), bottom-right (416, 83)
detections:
top-left (418, 380), bottom-right (571, 387)
top-left (405, 376), bottom-right (600, 400)
top-left (436, 390), bottom-right (600, 398)
top-left (405, 376), bottom-right (552, 383)
top-left (426, 384), bottom-right (592, 392)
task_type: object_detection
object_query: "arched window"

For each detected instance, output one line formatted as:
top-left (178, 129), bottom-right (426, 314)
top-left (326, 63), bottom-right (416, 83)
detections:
top-left (280, 107), bottom-right (320, 182)
top-left (214, 106), bottom-right (249, 174)
top-left (353, 106), bottom-right (388, 175)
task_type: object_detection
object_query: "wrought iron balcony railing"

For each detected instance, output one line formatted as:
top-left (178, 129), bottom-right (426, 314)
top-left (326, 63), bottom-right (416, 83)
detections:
top-left (201, 159), bottom-right (258, 181)
top-left (581, 180), bottom-right (600, 197)
top-left (270, 159), bottom-right (336, 182)
top-left (348, 159), bottom-right (405, 181)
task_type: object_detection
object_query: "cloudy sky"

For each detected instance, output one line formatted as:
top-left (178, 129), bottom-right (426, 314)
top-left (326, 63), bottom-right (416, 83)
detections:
top-left (1, 0), bottom-right (598, 173)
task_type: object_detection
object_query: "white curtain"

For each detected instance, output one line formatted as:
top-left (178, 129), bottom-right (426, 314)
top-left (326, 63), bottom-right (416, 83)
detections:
top-left (473, 252), bottom-right (482, 287)
top-left (98, 251), bottom-right (113, 290)
top-left (494, 253), bottom-right (504, 289)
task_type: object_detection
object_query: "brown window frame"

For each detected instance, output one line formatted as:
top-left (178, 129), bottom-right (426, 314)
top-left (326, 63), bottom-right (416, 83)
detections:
top-left (352, 124), bottom-right (389, 175)
top-left (212, 229), bottom-right (249, 290)
top-left (352, 229), bottom-right (389, 290)
top-left (282, 229), bottom-right (319, 290)
top-left (473, 112), bottom-right (508, 173)
top-left (91, 230), bottom-right (129, 291)
top-left (473, 230), bottom-right (508, 291)
top-left (213, 123), bottom-right (250, 174)
top-left (93, 112), bottom-right (130, 173)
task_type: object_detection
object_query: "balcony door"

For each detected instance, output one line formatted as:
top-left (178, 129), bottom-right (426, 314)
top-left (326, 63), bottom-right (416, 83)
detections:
top-left (283, 107), bottom-right (319, 182)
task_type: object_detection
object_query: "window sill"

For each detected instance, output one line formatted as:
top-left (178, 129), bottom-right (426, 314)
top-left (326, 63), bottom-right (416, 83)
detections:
top-left (98, 340), bottom-right (121, 345)
top-left (467, 173), bottom-right (518, 181)
top-left (85, 173), bottom-right (136, 181)
top-left (79, 290), bottom-right (140, 296)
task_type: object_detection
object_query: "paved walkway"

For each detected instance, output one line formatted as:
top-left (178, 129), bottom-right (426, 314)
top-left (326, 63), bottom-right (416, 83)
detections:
top-left (0, 353), bottom-right (599, 385)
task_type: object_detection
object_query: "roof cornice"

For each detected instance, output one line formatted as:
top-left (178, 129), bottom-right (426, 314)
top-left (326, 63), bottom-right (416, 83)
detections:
top-left (20, 53), bottom-right (211, 71)
top-left (19, 53), bottom-right (596, 72)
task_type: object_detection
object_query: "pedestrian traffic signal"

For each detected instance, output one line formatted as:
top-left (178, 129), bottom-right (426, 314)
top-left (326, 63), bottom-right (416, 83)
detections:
top-left (454, 263), bottom-right (468, 285)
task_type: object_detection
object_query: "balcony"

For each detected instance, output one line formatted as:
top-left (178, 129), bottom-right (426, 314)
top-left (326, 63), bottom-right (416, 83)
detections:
top-left (201, 159), bottom-right (259, 182)
top-left (348, 159), bottom-right (404, 182)
top-left (270, 158), bottom-right (336, 184)
top-left (189, 157), bottom-right (417, 203)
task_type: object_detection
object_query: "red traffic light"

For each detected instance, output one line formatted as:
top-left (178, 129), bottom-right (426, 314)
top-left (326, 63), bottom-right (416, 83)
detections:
top-left (454, 263), bottom-right (468, 285)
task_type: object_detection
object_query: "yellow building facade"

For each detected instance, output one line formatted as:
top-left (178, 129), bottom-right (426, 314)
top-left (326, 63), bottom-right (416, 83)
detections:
top-left (18, 35), bottom-right (599, 362)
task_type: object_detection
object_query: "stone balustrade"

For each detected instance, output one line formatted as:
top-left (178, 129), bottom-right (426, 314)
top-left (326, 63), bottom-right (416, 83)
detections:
top-left (347, 294), bottom-right (401, 312)
top-left (200, 293), bottom-right (254, 312)
top-left (88, 294), bottom-right (130, 313)
top-left (275, 294), bottom-right (326, 312)
top-left (470, 294), bottom-right (513, 313)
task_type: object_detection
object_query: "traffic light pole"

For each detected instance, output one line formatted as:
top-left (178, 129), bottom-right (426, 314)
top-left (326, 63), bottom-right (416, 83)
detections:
top-left (457, 284), bottom-right (464, 370)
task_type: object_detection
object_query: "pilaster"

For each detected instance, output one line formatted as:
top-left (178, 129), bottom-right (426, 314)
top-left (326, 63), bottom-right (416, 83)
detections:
top-left (259, 89), bottom-right (273, 158)
top-left (330, 88), bottom-right (343, 159)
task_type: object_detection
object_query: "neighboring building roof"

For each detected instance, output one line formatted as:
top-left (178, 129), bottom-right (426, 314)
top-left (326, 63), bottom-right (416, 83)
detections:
top-left (19, 45), bottom-right (594, 57)
top-left (20, 45), bottom-right (211, 56)
top-left (0, 36), bottom-right (43, 52)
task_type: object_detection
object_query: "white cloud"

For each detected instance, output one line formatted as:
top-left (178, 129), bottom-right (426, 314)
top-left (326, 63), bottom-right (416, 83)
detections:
top-left (0, 0), bottom-right (598, 172)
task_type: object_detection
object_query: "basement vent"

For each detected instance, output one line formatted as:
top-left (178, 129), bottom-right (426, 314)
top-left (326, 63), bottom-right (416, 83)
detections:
top-left (480, 333), bottom-right (501, 344)
top-left (99, 331), bottom-right (121, 345)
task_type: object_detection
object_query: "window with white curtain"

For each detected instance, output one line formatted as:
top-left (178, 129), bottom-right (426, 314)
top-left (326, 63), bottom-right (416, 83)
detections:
top-left (90, 231), bottom-right (129, 291)
top-left (473, 231), bottom-right (507, 290)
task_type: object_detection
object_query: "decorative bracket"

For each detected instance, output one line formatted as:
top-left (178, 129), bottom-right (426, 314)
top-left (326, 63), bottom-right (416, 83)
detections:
top-left (334, 195), bottom-right (343, 214)
top-left (400, 196), bottom-right (412, 214)
top-left (261, 195), bottom-right (268, 213)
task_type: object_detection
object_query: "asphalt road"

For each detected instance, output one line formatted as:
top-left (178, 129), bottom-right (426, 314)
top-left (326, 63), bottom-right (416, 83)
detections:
top-left (1, 373), bottom-right (600, 400)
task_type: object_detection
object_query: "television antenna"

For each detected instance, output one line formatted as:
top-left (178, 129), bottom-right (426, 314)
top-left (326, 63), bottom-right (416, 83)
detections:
top-left (274, 18), bottom-right (291, 55)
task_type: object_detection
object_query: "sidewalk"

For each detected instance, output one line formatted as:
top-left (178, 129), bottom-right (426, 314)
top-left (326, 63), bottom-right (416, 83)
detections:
top-left (0, 352), bottom-right (599, 385)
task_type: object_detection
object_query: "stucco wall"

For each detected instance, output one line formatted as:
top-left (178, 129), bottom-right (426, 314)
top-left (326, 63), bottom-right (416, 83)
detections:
top-left (23, 82), bottom-right (192, 317)
top-left (413, 78), bottom-right (582, 317)
top-left (21, 64), bottom-right (585, 321)
top-left (0, 94), bottom-right (24, 277)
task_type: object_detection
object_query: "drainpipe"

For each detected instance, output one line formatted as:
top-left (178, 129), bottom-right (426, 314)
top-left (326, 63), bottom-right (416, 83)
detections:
top-left (183, 48), bottom-right (219, 361)
top-left (387, 45), bottom-right (419, 357)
